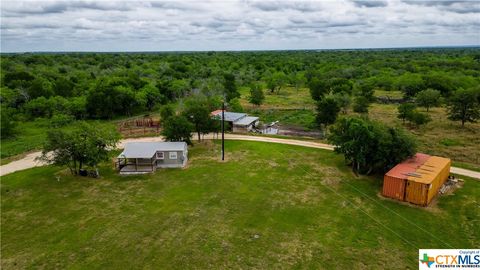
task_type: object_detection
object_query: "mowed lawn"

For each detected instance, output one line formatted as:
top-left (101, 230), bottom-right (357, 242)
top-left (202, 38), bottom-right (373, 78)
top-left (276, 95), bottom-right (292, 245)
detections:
top-left (1, 141), bottom-right (479, 269)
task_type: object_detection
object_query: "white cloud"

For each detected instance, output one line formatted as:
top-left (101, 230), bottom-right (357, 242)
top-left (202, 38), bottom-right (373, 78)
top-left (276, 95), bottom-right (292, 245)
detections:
top-left (1, 0), bottom-right (479, 52)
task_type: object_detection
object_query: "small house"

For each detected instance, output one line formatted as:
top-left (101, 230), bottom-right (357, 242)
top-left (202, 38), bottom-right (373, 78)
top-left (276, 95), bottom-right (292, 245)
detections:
top-left (117, 142), bottom-right (188, 174)
top-left (211, 110), bottom-right (259, 133)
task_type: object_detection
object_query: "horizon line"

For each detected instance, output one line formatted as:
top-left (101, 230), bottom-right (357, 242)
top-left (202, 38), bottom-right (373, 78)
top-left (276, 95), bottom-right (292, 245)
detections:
top-left (1, 44), bottom-right (479, 54)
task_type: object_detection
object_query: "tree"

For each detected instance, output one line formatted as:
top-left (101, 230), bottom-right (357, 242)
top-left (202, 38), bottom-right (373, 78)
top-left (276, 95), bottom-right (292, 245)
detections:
top-left (352, 96), bottom-right (370, 114)
top-left (397, 103), bottom-right (416, 123)
top-left (160, 104), bottom-right (175, 121)
top-left (408, 111), bottom-right (431, 127)
top-left (138, 83), bottom-right (164, 111)
top-left (54, 77), bottom-right (75, 97)
top-left (38, 122), bottom-right (120, 175)
top-left (447, 88), bottom-right (480, 127)
top-left (266, 71), bottom-right (287, 94)
top-left (228, 98), bottom-right (243, 112)
top-left (315, 96), bottom-right (340, 131)
top-left (328, 117), bottom-right (416, 174)
top-left (415, 89), bottom-right (441, 112)
top-left (291, 72), bottom-right (307, 92)
top-left (248, 84), bottom-right (265, 107)
top-left (1, 106), bottom-right (16, 137)
top-left (308, 78), bottom-right (329, 101)
top-left (161, 115), bottom-right (193, 145)
top-left (333, 92), bottom-right (351, 114)
top-left (27, 77), bottom-right (54, 99)
top-left (183, 99), bottom-right (214, 141)
top-left (355, 79), bottom-right (375, 102)
top-left (396, 73), bottom-right (425, 98)
top-left (223, 73), bottom-right (240, 102)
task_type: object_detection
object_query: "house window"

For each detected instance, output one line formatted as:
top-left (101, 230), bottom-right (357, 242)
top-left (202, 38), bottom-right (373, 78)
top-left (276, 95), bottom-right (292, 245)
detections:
top-left (156, 152), bottom-right (164, 159)
top-left (169, 152), bottom-right (177, 160)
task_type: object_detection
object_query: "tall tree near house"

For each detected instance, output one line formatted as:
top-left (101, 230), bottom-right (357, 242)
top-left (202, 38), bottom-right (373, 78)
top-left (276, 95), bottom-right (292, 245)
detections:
top-left (38, 122), bottom-right (120, 175)
top-left (415, 89), bottom-right (441, 112)
top-left (447, 87), bottom-right (480, 127)
top-left (183, 99), bottom-right (214, 142)
top-left (161, 115), bottom-right (193, 145)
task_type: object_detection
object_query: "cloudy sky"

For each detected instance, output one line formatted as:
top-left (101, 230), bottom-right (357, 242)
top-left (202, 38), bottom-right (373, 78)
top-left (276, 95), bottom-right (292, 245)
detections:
top-left (1, 0), bottom-right (479, 52)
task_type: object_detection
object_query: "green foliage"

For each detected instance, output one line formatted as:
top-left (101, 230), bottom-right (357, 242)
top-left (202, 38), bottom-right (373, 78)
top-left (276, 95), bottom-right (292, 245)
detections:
top-left (3, 70), bottom-right (35, 89)
top-left (27, 77), bottom-right (54, 99)
top-left (308, 78), bottom-right (329, 101)
top-left (161, 115), bottom-right (193, 145)
top-left (266, 71), bottom-right (288, 94)
top-left (137, 83), bottom-right (164, 111)
top-left (86, 78), bottom-right (139, 119)
top-left (228, 98), bottom-right (243, 112)
top-left (291, 71), bottom-right (307, 91)
top-left (54, 77), bottom-right (75, 97)
top-left (396, 73), bottom-right (425, 98)
top-left (248, 83), bottom-right (265, 107)
top-left (160, 104), bottom-right (175, 121)
top-left (332, 92), bottom-right (351, 114)
top-left (354, 79), bottom-right (375, 102)
top-left (397, 103), bottom-right (416, 123)
top-left (39, 122), bottom-right (120, 175)
top-left (447, 87), bottom-right (480, 127)
top-left (408, 111), bottom-right (431, 126)
top-left (415, 89), bottom-right (441, 112)
top-left (352, 96), bottom-right (370, 114)
top-left (50, 113), bottom-right (75, 128)
top-left (183, 99), bottom-right (215, 141)
top-left (1, 106), bottom-right (16, 137)
top-left (223, 73), bottom-right (240, 102)
top-left (315, 96), bottom-right (340, 129)
top-left (423, 72), bottom-right (455, 96)
top-left (329, 117), bottom-right (416, 174)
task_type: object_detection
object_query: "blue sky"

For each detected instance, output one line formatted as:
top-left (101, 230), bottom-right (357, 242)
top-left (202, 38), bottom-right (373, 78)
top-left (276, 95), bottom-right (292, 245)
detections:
top-left (1, 0), bottom-right (479, 52)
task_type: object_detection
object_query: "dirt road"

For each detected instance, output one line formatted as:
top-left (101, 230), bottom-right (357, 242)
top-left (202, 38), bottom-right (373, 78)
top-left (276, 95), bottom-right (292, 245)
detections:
top-left (1, 134), bottom-right (479, 179)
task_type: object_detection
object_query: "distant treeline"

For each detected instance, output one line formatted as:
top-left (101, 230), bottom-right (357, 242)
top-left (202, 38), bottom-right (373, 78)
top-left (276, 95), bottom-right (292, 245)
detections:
top-left (1, 48), bottom-right (479, 123)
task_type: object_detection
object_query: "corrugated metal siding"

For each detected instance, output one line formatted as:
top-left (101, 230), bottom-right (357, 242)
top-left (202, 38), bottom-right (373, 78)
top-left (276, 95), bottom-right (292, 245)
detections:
top-left (383, 154), bottom-right (451, 206)
top-left (425, 157), bottom-right (451, 204)
top-left (382, 175), bottom-right (406, 201)
top-left (406, 181), bottom-right (428, 206)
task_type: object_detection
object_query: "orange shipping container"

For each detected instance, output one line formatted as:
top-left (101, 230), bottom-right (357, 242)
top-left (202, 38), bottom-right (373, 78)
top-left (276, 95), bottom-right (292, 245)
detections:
top-left (382, 153), bottom-right (430, 201)
top-left (405, 156), bottom-right (451, 206)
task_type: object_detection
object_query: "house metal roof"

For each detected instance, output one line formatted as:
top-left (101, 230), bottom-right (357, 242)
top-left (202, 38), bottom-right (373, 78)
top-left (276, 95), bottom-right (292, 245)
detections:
top-left (118, 142), bottom-right (187, 158)
top-left (212, 111), bottom-right (246, 122)
top-left (233, 116), bottom-right (259, 126)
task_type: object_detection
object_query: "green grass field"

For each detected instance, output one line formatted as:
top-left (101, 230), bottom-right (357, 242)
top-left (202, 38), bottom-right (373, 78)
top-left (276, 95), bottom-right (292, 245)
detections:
top-left (1, 141), bottom-right (478, 269)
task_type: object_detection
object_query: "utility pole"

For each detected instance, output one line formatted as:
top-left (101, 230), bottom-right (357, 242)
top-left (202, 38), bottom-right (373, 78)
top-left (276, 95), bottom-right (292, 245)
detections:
top-left (221, 100), bottom-right (225, 161)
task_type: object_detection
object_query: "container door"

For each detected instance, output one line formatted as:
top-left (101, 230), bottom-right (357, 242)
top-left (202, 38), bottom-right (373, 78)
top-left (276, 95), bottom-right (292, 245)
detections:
top-left (382, 176), bottom-right (406, 201)
top-left (406, 181), bottom-right (427, 206)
